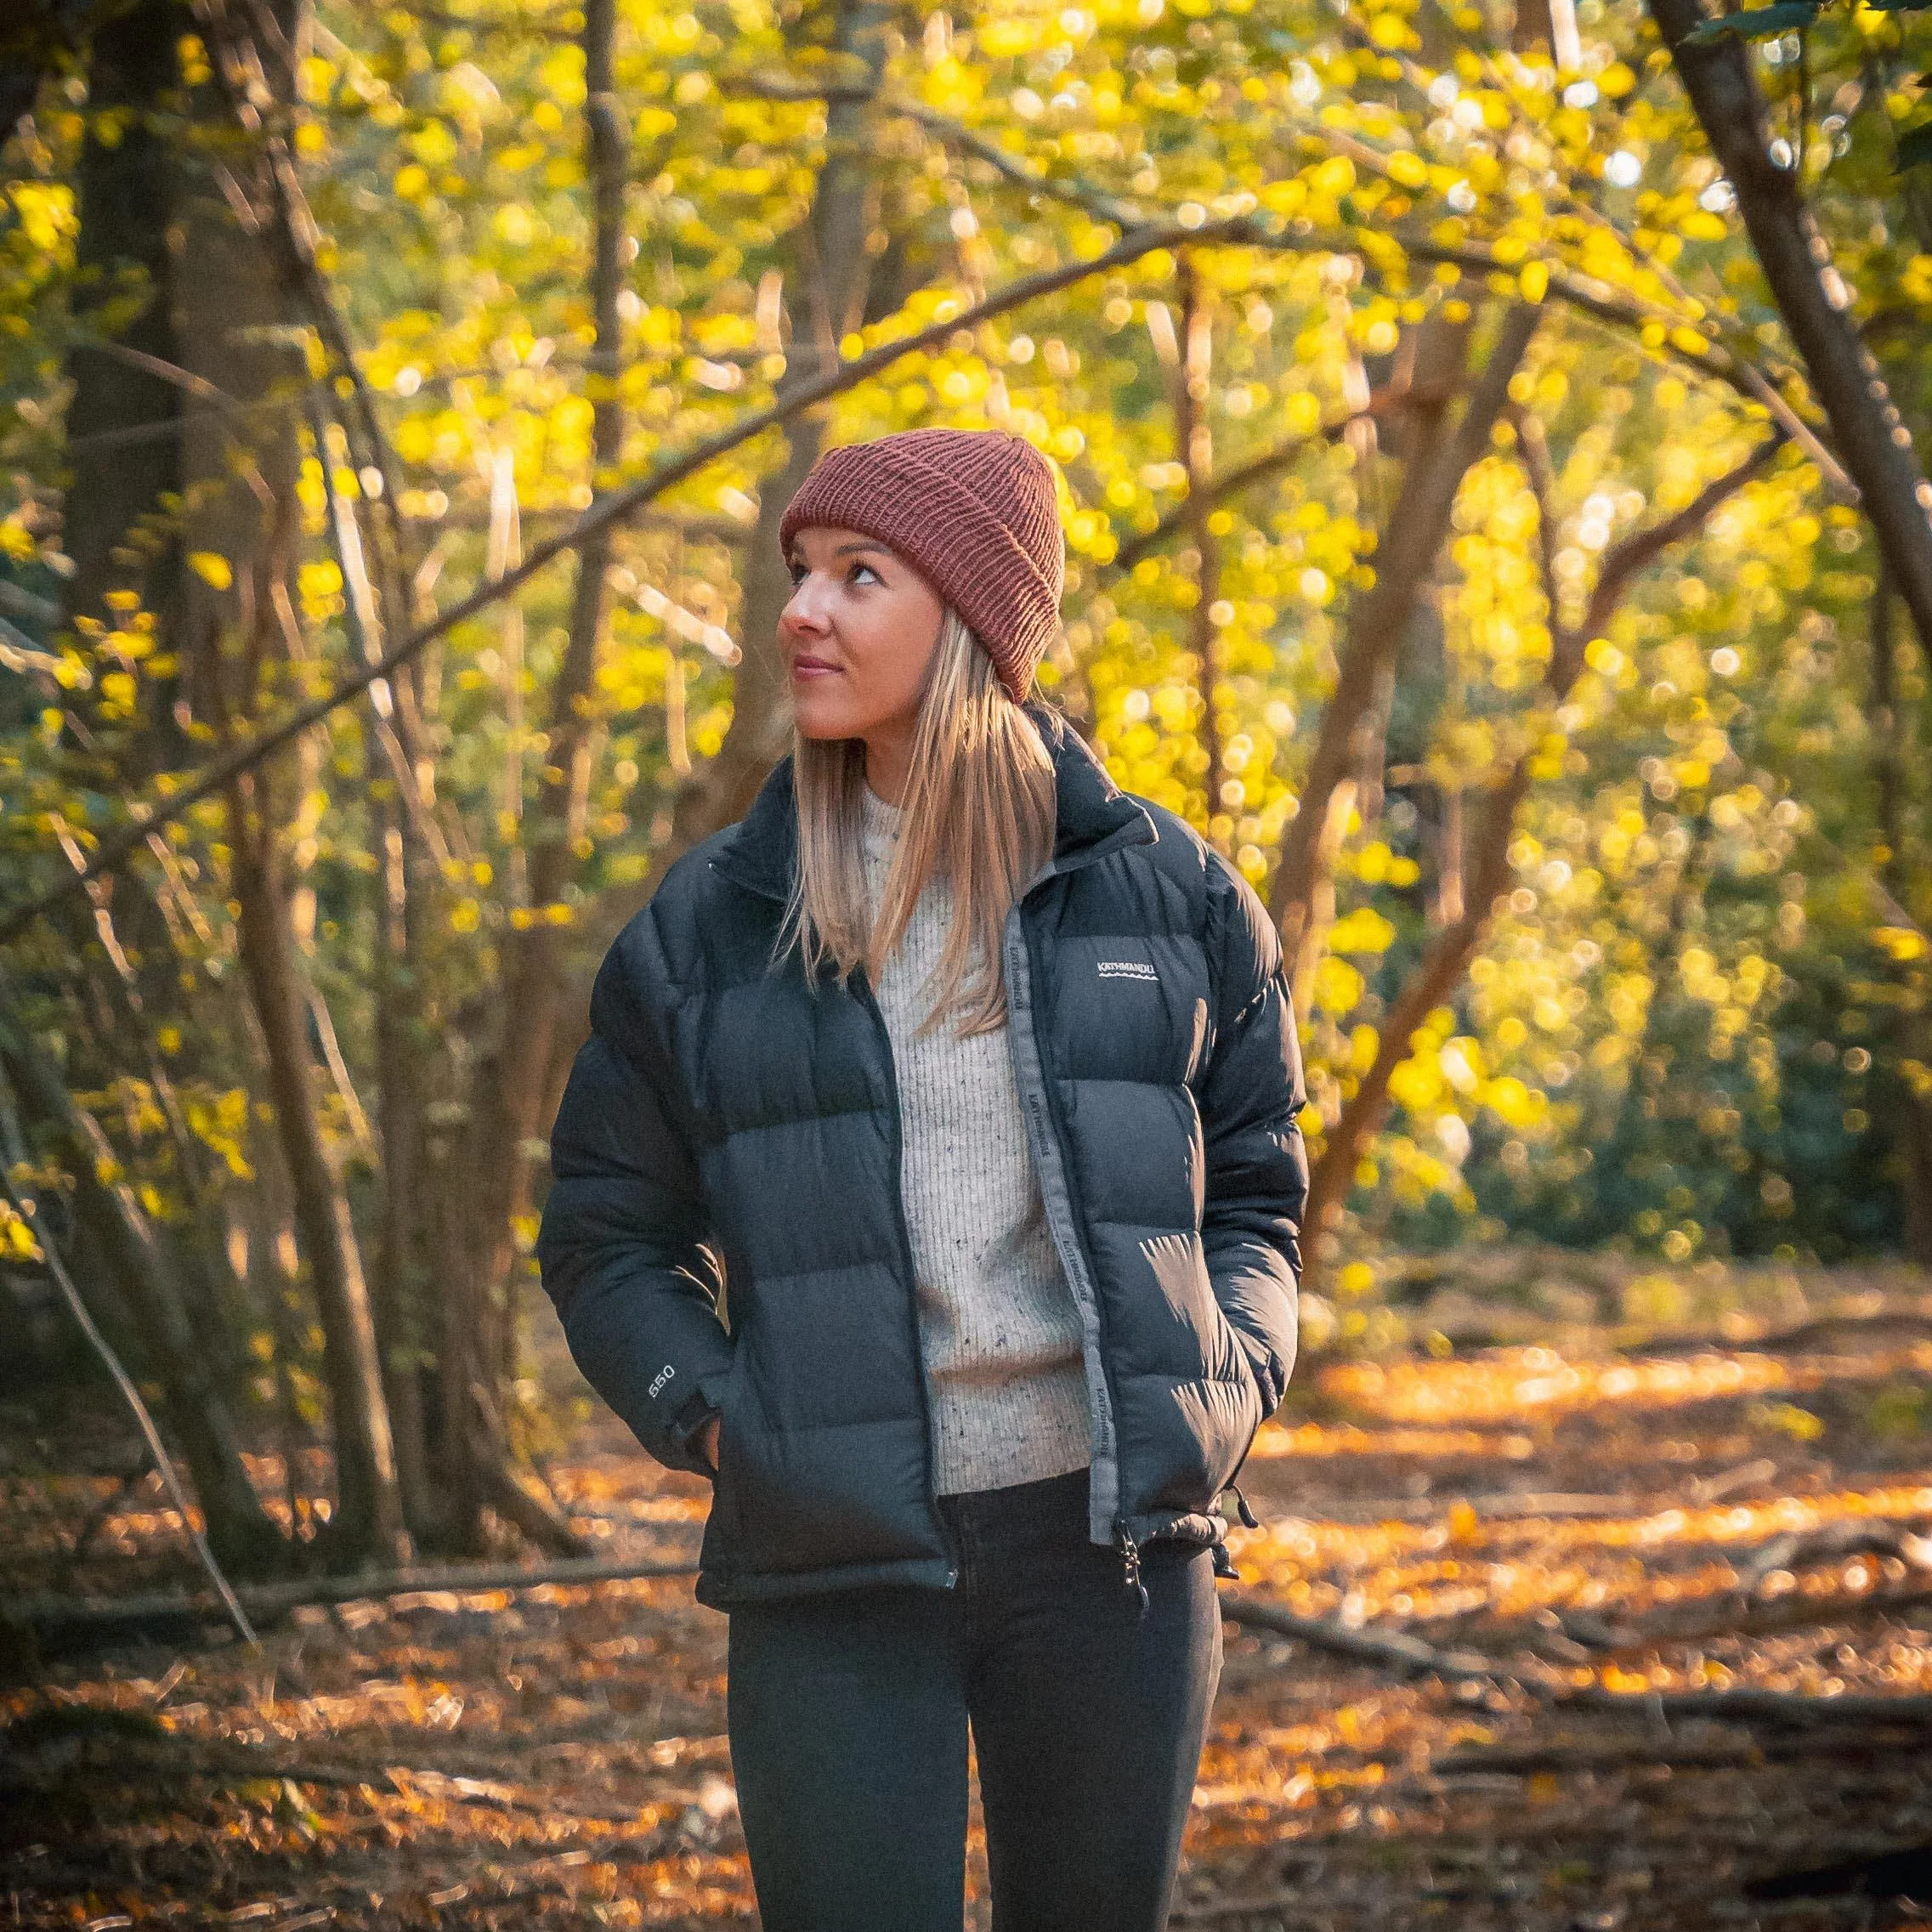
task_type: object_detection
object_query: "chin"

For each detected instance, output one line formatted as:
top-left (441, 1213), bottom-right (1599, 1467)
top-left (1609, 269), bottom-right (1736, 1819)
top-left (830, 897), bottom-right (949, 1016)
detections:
top-left (790, 693), bottom-right (867, 742)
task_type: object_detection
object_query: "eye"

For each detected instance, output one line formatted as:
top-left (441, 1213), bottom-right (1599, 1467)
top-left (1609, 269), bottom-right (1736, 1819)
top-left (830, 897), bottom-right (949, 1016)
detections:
top-left (785, 558), bottom-right (805, 585)
top-left (848, 561), bottom-right (882, 586)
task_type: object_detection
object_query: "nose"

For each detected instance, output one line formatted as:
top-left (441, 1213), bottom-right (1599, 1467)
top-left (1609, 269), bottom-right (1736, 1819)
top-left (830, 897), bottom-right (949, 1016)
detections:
top-left (779, 570), bottom-right (833, 639)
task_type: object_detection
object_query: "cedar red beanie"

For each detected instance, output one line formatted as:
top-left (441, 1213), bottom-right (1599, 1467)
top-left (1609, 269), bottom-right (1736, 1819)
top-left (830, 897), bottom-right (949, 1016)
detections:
top-left (777, 428), bottom-right (1065, 701)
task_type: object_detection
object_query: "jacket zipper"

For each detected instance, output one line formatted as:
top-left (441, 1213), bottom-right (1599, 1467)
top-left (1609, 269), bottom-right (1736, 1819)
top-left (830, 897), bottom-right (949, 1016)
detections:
top-left (853, 966), bottom-right (960, 1589)
top-left (1005, 885), bottom-right (1143, 1592)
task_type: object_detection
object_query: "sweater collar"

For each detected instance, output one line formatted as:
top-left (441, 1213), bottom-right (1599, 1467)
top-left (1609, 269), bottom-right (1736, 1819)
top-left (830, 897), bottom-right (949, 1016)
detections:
top-left (709, 703), bottom-right (1156, 904)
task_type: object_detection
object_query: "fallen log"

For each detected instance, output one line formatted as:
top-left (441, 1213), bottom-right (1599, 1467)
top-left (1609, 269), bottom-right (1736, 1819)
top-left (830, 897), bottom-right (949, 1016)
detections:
top-left (1170, 1897), bottom-right (1333, 1927)
top-left (1735, 1519), bottom-right (1932, 1594)
top-left (6, 1551), bottom-right (702, 1638)
top-left (1558, 1685), bottom-right (1932, 1728)
top-left (1217, 1589), bottom-right (1501, 1683)
top-left (1222, 1586), bottom-right (1932, 1733)
top-left (1422, 1577), bottom-right (1932, 1665)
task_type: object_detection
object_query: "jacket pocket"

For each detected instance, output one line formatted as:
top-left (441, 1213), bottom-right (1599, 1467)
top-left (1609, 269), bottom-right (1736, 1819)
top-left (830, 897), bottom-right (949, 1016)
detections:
top-left (703, 1354), bottom-right (751, 1556)
top-left (1206, 1307), bottom-right (1266, 1490)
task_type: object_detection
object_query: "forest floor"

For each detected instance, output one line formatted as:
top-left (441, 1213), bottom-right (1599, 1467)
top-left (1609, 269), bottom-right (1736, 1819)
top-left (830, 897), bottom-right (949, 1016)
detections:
top-left (5, 1267), bottom-right (1932, 1930)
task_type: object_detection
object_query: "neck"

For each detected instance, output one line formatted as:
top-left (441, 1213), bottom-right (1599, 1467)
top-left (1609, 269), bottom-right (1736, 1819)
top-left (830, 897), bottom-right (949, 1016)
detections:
top-left (862, 724), bottom-right (917, 806)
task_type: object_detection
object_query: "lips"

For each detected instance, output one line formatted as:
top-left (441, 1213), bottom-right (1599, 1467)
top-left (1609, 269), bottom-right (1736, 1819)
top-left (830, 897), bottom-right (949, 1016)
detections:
top-left (789, 654), bottom-right (840, 677)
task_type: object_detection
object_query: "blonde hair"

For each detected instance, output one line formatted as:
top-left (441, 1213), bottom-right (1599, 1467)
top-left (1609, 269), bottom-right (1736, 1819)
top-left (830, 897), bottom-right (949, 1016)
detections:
top-left (782, 610), bottom-right (1057, 1035)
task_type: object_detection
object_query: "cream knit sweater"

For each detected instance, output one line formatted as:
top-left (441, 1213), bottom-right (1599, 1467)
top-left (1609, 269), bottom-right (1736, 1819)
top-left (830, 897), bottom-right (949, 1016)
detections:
top-left (859, 786), bottom-right (1092, 1495)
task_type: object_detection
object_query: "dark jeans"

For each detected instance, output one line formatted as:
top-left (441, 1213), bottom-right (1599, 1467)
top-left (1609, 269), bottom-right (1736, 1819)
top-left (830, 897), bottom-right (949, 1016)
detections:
top-left (726, 1468), bottom-right (1222, 1932)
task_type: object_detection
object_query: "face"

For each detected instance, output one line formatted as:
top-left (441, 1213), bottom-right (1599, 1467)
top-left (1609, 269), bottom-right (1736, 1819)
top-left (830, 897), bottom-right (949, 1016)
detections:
top-left (779, 525), bottom-right (945, 745)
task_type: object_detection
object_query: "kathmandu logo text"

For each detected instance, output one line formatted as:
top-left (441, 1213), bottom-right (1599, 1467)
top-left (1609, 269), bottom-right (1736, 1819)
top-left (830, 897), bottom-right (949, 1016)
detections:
top-left (1096, 960), bottom-right (1159, 983)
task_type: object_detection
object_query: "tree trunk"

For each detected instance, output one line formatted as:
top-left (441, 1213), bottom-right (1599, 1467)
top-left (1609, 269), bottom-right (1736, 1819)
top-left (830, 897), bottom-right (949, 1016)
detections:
top-left (372, 798), bottom-right (439, 1537)
top-left (229, 768), bottom-right (411, 1567)
top-left (0, 995), bottom-right (286, 1576)
top-left (61, 0), bottom-right (187, 639)
top-left (1292, 671), bottom-right (1397, 1023)
top-left (1300, 434), bottom-right (1781, 1269)
top-left (1300, 768), bottom-right (1529, 1256)
top-left (1584, 803), bottom-right (1716, 1244)
top-left (1872, 564), bottom-right (1932, 1263)
top-left (54, 0), bottom-right (411, 1572)
top-left (246, 1126), bottom-right (315, 1538)
top-left (665, 0), bottom-right (893, 860)
top-left (1512, 0), bottom-right (1582, 67)
top-left (1268, 306), bottom-right (1539, 985)
top-left (308, 405), bottom-right (441, 1544)
top-left (436, 0), bottom-right (633, 1556)
top-left (511, 5), bottom-right (892, 1544)
top-left (161, 0), bottom-right (410, 1569)
top-left (1176, 258), bottom-right (1226, 841)
top-left (1649, 0), bottom-right (1932, 649)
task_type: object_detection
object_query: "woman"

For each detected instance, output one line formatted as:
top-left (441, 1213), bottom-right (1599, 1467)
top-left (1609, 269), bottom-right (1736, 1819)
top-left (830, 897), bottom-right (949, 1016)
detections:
top-left (539, 428), bottom-right (1308, 1930)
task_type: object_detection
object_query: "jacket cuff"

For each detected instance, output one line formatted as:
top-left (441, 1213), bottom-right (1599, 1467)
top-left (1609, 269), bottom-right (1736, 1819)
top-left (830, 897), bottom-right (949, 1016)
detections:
top-left (666, 1365), bottom-right (734, 1475)
top-left (1233, 1330), bottom-right (1286, 1419)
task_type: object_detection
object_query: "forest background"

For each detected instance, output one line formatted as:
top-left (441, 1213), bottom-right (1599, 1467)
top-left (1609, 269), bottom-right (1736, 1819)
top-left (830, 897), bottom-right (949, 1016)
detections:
top-left (0, 0), bottom-right (1929, 1592)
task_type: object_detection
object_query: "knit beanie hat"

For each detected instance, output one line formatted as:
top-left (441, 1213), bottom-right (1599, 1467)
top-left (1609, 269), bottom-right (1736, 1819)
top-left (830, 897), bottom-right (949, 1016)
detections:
top-left (777, 428), bottom-right (1065, 701)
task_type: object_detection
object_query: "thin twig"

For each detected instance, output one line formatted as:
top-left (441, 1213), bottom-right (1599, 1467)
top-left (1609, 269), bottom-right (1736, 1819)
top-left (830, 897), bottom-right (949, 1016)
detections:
top-left (1110, 380), bottom-right (1460, 571)
top-left (0, 213), bottom-right (1235, 943)
top-left (0, 180), bottom-right (1833, 943)
top-left (8, 1551), bottom-right (701, 1634)
top-left (76, 340), bottom-right (246, 413)
top-left (0, 1164), bottom-right (260, 1649)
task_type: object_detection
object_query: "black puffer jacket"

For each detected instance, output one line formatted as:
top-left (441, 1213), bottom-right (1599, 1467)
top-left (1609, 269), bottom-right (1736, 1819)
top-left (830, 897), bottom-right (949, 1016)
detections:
top-left (538, 707), bottom-right (1308, 1608)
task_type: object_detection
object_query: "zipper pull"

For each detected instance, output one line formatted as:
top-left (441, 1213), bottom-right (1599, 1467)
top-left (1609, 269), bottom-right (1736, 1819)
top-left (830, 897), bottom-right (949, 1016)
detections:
top-left (1117, 1527), bottom-right (1149, 1619)
top-left (1225, 1482), bottom-right (1259, 1530)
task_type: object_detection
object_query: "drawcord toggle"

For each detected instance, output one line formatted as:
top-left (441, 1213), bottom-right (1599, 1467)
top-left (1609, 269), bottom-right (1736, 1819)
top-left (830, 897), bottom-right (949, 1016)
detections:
top-left (1117, 1527), bottom-right (1150, 1619)
top-left (1226, 1482), bottom-right (1259, 1530)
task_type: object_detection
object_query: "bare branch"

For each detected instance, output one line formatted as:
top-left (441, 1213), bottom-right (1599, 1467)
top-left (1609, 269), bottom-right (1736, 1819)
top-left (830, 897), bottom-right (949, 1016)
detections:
top-left (1512, 405), bottom-right (1565, 641)
top-left (82, 340), bottom-right (246, 413)
top-left (1109, 379), bottom-right (1459, 573)
top-left (1579, 431), bottom-right (1788, 644)
top-left (889, 98), bottom-right (1145, 229)
top-left (0, 168), bottom-right (1824, 943)
top-left (0, 1014), bottom-right (261, 1649)
top-left (1270, 304), bottom-right (1541, 972)
top-left (717, 71), bottom-right (882, 104)
top-left (0, 214), bottom-right (1244, 942)
top-left (1652, 0), bottom-right (1932, 644)
top-left (1300, 429), bottom-right (1788, 1249)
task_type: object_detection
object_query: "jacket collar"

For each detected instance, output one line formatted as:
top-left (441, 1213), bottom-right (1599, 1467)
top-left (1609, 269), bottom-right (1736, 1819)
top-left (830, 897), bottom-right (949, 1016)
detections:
top-left (709, 703), bottom-right (1156, 904)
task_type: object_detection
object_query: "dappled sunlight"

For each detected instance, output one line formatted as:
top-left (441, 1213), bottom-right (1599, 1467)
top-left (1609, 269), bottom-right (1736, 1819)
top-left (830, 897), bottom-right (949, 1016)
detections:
top-left (1246, 1419), bottom-right (1537, 1459)
top-left (1319, 1340), bottom-right (1932, 1425)
top-left (8, 1305), bottom-right (1931, 1928)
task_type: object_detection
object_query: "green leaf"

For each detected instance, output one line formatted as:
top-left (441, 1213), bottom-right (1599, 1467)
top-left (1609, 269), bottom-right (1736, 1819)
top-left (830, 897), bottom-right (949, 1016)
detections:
top-left (1683, 1), bottom-right (1819, 41)
top-left (1899, 120), bottom-right (1932, 172)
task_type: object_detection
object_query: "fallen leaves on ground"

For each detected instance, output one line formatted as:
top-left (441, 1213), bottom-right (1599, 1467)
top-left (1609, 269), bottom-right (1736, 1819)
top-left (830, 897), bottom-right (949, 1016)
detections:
top-left (5, 1289), bottom-right (1932, 1929)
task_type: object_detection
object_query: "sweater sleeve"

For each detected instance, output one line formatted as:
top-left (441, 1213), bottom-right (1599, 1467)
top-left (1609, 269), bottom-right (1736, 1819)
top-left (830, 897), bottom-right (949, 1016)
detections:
top-left (536, 926), bottom-right (736, 1476)
top-left (1196, 853), bottom-right (1309, 1419)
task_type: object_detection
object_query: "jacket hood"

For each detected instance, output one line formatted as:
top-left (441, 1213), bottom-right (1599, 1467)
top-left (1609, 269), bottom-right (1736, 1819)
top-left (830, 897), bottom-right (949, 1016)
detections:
top-left (709, 703), bottom-right (1155, 904)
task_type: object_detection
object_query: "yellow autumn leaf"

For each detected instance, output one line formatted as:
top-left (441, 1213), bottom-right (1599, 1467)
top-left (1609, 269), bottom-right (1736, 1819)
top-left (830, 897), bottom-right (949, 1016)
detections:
top-left (1329, 907), bottom-right (1398, 955)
